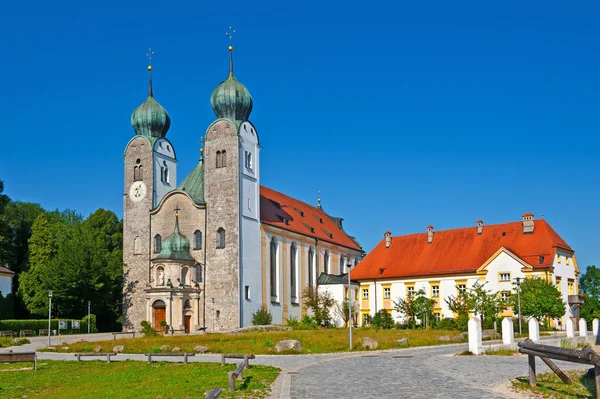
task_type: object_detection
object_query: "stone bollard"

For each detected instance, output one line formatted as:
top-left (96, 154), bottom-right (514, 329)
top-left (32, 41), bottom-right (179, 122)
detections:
top-left (468, 316), bottom-right (483, 355)
top-left (593, 319), bottom-right (600, 344)
top-left (502, 317), bottom-right (514, 347)
top-left (579, 318), bottom-right (588, 338)
top-left (566, 318), bottom-right (575, 338)
top-left (528, 318), bottom-right (540, 343)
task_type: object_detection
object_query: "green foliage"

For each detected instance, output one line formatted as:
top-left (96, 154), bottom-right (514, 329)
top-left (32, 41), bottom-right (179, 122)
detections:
top-left (302, 287), bottom-right (336, 327)
top-left (140, 321), bottom-right (159, 337)
top-left (579, 266), bottom-right (600, 326)
top-left (0, 337), bottom-right (29, 348)
top-left (334, 298), bottom-right (359, 327)
top-left (394, 288), bottom-right (436, 329)
top-left (262, 337), bottom-right (274, 347)
top-left (511, 277), bottom-right (565, 320)
top-left (0, 319), bottom-right (92, 334)
top-left (435, 317), bottom-right (457, 330)
top-left (371, 310), bottom-right (395, 329)
top-left (252, 307), bottom-right (273, 325)
top-left (446, 282), bottom-right (508, 328)
top-left (0, 292), bottom-right (14, 319)
top-left (82, 314), bottom-right (96, 332)
top-left (286, 316), bottom-right (300, 327)
top-left (300, 315), bottom-right (318, 329)
top-left (456, 314), bottom-right (469, 331)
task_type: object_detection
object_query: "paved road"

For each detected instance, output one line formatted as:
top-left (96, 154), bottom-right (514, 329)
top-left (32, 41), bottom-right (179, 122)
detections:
top-left (6, 334), bottom-right (591, 398)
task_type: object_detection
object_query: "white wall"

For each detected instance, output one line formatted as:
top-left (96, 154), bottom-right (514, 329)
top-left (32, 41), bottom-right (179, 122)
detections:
top-left (319, 283), bottom-right (359, 327)
top-left (553, 251), bottom-right (578, 328)
top-left (239, 121), bottom-right (262, 327)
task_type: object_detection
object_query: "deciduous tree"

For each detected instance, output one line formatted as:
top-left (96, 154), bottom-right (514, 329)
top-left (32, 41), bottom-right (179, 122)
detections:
top-left (511, 277), bottom-right (565, 321)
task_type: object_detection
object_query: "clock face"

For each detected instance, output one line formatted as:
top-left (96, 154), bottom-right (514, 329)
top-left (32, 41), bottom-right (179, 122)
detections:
top-left (129, 182), bottom-right (147, 202)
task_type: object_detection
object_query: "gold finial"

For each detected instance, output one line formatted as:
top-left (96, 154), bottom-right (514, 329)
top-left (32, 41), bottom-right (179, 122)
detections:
top-left (174, 206), bottom-right (180, 217)
top-left (229, 45), bottom-right (233, 51)
top-left (200, 148), bottom-right (204, 153)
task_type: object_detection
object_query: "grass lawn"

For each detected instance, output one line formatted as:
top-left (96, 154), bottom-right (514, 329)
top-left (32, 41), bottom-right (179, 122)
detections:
top-left (48, 328), bottom-right (464, 355)
top-left (0, 360), bottom-right (279, 399)
top-left (0, 337), bottom-right (28, 348)
top-left (512, 369), bottom-right (596, 398)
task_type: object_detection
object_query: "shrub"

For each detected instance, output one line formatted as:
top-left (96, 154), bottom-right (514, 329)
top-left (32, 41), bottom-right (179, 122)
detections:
top-left (82, 314), bottom-right (96, 332)
top-left (262, 338), bottom-right (273, 347)
top-left (0, 318), bottom-right (94, 335)
top-left (286, 316), bottom-right (300, 327)
top-left (371, 310), bottom-right (395, 330)
top-left (300, 315), bottom-right (318, 329)
top-left (435, 318), bottom-right (457, 330)
top-left (456, 314), bottom-right (469, 331)
top-left (140, 321), bottom-right (158, 337)
top-left (252, 307), bottom-right (273, 326)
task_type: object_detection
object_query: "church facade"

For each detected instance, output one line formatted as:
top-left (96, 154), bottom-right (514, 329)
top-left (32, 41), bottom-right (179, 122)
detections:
top-left (122, 48), bottom-right (363, 332)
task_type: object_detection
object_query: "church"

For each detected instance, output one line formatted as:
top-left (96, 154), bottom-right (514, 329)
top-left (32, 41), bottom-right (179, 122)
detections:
top-left (122, 47), bottom-right (364, 332)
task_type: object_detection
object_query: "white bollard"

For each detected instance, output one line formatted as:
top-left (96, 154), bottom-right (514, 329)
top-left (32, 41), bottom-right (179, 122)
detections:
top-left (566, 318), bottom-right (575, 338)
top-left (579, 318), bottom-right (588, 337)
top-left (593, 319), bottom-right (600, 344)
top-left (528, 318), bottom-right (540, 343)
top-left (468, 316), bottom-right (483, 355)
top-left (502, 317), bottom-right (514, 347)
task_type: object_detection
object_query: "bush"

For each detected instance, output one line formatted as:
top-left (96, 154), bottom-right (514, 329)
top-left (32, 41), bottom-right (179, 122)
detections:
top-left (300, 315), bottom-right (318, 329)
top-left (286, 316), bottom-right (300, 327)
top-left (371, 310), bottom-right (395, 330)
top-left (0, 318), bottom-right (94, 334)
top-left (140, 321), bottom-right (159, 337)
top-left (435, 318), bottom-right (457, 330)
top-left (252, 307), bottom-right (273, 325)
top-left (82, 314), bottom-right (97, 332)
top-left (456, 314), bottom-right (469, 331)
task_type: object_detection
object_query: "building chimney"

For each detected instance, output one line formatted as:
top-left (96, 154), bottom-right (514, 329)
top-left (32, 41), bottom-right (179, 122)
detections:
top-left (477, 220), bottom-right (484, 235)
top-left (427, 225), bottom-right (434, 244)
top-left (522, 213), bottom-right (535, 234)
top-left (384, 231), bottom-right (392, 248)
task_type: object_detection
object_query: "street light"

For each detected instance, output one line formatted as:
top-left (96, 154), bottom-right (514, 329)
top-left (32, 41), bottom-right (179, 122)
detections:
top-left (347, 263), bottom-right (354, 350)
top-left (87, 301), bottom-right (91, 334)
top-left (514, 277), bottom-right (522, 335)
top-left (47, 290), bottom-right (53, 347)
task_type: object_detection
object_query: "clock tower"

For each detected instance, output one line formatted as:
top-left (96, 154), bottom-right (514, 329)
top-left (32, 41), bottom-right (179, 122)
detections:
top-left (122, 65), bottom-right (176, 330)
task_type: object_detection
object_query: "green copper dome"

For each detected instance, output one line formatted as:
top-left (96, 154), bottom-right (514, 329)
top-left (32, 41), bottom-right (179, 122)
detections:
top-left (210, 48), bottom-right (253, 122)
top-left (154, 213), bottom-right (194, 261)
top-left (131, 74), bottom-right (171, 139)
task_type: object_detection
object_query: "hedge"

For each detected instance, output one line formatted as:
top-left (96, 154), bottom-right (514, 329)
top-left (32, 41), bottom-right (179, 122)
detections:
top-left (0, 315), bottom-right (96, 334)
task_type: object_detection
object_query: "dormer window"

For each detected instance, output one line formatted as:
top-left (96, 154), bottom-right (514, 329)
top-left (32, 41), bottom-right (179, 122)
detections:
top-left (244, 151), bottom-right (253, 171)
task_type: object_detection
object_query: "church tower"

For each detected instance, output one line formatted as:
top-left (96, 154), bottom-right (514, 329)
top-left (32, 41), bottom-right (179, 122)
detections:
top-left (123, 63), bottom-right (177, 330)
top-left (203, 46), bottom-right (261, 330)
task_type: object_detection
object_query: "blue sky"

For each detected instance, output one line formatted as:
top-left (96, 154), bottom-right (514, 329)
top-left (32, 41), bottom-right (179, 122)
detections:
top-left (1, 1), bottom-right (598, 269)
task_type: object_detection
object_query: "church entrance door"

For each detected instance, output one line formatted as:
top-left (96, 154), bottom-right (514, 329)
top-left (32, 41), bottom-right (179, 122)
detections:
top-left (152, 300), bottom-right (167, 332)
top-left (184, 315), bottom-right (191, 333)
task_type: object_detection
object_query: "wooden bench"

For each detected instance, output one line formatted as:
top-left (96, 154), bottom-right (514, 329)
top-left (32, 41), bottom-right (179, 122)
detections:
top-left (0, 330), bottom-right (16, 337)
top-left (74, 353), bottom-right (116, 363)
top-left (220, 354), bottom-right (255, 366)
top-left (0, 351), bottom-right (37, 371)
top-left (145, 352), bottom-right (195, 364)
top-left (19, 330), bottom-right (36, 337)
top-left (39, 329), bottom-right (49, 336)
top-left (228, 357), bottom-right (251, 391)
top-left (112, 331), bottom-right (135, 340)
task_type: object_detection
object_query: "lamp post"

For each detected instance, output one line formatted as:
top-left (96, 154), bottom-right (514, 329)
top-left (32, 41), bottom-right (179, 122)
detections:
top-left (347, 263), bottom-right (353, 350)
top-left (514, 277), bottom-right (522, 335)
top-left (47, 290), bottom-right (53, 347)
top-left (87, 301), bottom-right (91, 334)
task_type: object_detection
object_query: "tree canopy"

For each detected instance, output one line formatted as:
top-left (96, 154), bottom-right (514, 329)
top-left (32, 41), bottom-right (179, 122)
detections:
top-left (394, 288), bottom-right (436, 328)
top-left (445, 282), bottom-right (508, 327)
top-left (579, 266), bottom-right (600, 324)
top-left (511, 277), bottom-right (565, 321)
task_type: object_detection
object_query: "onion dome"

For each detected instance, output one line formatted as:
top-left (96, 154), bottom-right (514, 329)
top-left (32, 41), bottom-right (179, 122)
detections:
top-left (131, 66), bottom-right (171, 138)
top-left (210, 46), bottom-right (253, 122)
top-left (154, 211), bottom-right (194, 261)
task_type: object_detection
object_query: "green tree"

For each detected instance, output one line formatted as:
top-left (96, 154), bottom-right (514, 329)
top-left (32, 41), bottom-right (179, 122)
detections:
top-left (579, 266), bottom-right (600, 325)
top-left (302, 287), bottom-right (336, 327)
top-left (445, 282), bottom-right (508, 328)
top-left (0, 180), bottom-right (12, 267)
top-left (511, 277), bottom-right (565, 321)
top-left (335, 298), bottom-right (359, 326)
top-left (394, 289), bottom-right (436, 329)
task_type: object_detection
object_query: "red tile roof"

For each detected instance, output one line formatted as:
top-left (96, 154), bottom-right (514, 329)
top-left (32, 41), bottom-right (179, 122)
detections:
top-left (0, 266), bottom-right (15, 275)
top-left (260, 186), bottom-right (363, 252)
top-left (351, 219), bottom-right (572, 280)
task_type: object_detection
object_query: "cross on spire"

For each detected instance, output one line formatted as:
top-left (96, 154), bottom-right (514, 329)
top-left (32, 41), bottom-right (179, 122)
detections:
top-left (146, 48), bottom-right (154, 68)
top-left (145, 48), bottom-right (155, 97)
top-left (174, 206), bottom-right (181, 217)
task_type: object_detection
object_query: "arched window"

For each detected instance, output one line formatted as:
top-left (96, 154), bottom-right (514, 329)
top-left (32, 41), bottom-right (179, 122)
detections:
top-left (154, 234), bottom-right (162, 253)
top-left (221, 150), bottom-right (227, 167)
top-left (162, 161), bottom-right (169, 184)
top-left (270, 237), bottom-right (278, 300)
top-left (324, 250), bottom-right (330, 274)
top-left (216, 228), bottom-right (226, 249)
top-left (138, 165), bottom-right (143, 181)
top-left (340, 256), bottom-right (345, 274)
top-left (181, 267), bottom-right (189, 286)
top-left (290, 242), bottom-right (297, 301)
top-left (134, 236), bottom-right (142, 255)
top-left (134, 159), bottom-right (142, 181)
top-left (156, 266), bottom-right (165, 286)
top-left (193, 230), bottom-right (202, 250)
top-left (308, 247), bottom-right (314, 290)
top-left (216, 151), bottom-right (222, 168)
top-left (195, 264), bottom-right (202, 283)
top-left (152, 299), bottom-right (166, 308)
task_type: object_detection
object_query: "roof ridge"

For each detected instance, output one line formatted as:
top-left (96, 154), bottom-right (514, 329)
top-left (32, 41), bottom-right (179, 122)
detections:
top-left (260, 185), bottom-right (322, 214)
top-left (388, 220), bottom-right (526, 238)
